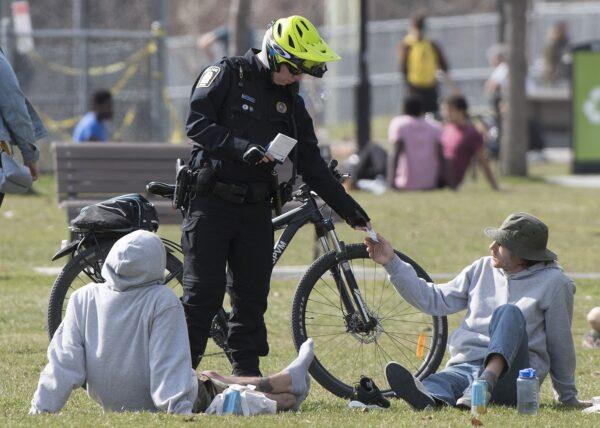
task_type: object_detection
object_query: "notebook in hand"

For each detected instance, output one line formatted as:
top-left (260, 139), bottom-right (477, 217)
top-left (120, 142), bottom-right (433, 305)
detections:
top-left (267, 133), bottom-right (297, 163)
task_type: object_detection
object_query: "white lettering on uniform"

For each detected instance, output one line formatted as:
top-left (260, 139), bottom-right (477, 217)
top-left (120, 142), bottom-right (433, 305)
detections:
top-left (197, 66), bottom-right (221, 88)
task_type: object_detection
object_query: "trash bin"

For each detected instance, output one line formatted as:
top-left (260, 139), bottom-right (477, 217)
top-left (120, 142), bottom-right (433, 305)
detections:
top-left (572, 41), bottom-right (600, 173)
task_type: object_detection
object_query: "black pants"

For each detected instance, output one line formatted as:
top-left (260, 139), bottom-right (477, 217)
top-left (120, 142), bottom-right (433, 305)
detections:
top-left (406, 84), bottom-right (439, 115)
top-left (181, 193), bottom-right (274, 376)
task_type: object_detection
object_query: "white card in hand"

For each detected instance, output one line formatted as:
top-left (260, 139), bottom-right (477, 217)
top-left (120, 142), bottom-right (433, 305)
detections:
top-left (267, 133), bottom-right (297, 163)
top-left (367, 228), bottom-right (379, 242)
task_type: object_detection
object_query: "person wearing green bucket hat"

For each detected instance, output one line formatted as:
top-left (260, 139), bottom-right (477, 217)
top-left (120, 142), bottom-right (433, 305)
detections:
top-left (484, 212), bottom-right (557, 264)
top-left (364, 212), bottom-right (592, 411)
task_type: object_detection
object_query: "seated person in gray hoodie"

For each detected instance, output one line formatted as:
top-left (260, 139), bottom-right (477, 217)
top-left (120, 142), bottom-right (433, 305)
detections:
top-left (30, 230), bottom-right (313, 414)
top-left (365, 212), bottom-right (590, 410)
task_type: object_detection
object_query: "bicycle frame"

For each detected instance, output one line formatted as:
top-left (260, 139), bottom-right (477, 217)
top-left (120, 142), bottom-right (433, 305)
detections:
top-left (52, 182), bottom-right (375, 331)
top-left (271, 194), bottom-right (375, 330)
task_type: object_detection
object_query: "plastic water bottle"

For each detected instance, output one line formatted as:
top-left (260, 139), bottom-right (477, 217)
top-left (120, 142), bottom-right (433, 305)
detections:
top-left (222, 389), bottom-right (243, 415)
top-left (471, 379), bottom-right (488, 416)
top-left (517, 368), bottom-right (539, 415)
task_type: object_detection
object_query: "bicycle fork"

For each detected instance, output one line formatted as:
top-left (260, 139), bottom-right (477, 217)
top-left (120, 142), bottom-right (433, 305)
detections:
top-left (319, 227), bottom-right (376, 332)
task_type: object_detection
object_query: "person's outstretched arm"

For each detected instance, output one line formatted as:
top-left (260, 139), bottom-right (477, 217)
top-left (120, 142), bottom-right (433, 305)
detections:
top-left (387, 140), bottom-right (403, 188)
top-left (30, 296), bottom-right (86, 414)
top-left (398, 42), bottom-right (409, 75)
top-left (431, 41), bottom-right (459, 95)
top-left (149, 295), bottom-right (198, 414)
top-left (475, 149), bottom-right (499, 191)
top-left (365, 234), bottom-right (470, 316)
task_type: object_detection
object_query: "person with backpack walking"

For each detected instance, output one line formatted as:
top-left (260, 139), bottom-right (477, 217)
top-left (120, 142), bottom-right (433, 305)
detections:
top-left (398, 14), bottom-right (457, 115)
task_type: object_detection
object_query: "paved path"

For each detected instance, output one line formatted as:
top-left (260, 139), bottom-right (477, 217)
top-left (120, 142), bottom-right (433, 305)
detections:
top-left (544, 175), bottom-right (600, 188)
top-left (34, 266), bottom-right (600, 280)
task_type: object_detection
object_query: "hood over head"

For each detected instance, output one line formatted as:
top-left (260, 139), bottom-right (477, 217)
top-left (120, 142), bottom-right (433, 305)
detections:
top-left (101, 230), bottom-right (166, 291)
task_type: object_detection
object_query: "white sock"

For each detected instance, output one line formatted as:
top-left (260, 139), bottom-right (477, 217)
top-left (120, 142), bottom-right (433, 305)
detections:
top-left (285, 338), bottom-right (314, 396)
top-left (291, 374), bottom-right (311, 411)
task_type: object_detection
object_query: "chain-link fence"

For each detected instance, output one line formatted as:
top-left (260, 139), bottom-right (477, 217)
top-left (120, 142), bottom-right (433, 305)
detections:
top-left (2, 27), bottom-right (165, 142)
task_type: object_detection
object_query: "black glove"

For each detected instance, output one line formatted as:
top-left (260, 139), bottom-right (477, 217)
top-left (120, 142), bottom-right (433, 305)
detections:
top-left (345, 204), bottom-right (370, 228)
top-left (242, 145), bottom-right (267, 165)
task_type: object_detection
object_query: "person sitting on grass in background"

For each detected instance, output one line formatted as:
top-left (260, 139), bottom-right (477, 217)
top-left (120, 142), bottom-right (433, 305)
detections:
top-left (345, 142), bottom-right (388, 193)
top-left (364, 212), bottom-right (591, 410)
top-left (72, 89), bottom-right (113, 143)
top-left (440, 95), bottom-right (499, 191)
top-left (387, 95), bottom-right (443, 191)
top-left (30, 230), bottom-right (313, 414)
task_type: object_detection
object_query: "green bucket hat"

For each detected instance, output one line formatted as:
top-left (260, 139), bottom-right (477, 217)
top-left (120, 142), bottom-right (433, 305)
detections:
top-left (484, 212), bottom-right (557, 262)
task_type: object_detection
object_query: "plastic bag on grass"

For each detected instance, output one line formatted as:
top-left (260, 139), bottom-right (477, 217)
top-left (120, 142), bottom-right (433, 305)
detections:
top-left (206, 384), bottom-right (276, 416)
top-left (582, 396), bottom-right (600, 414)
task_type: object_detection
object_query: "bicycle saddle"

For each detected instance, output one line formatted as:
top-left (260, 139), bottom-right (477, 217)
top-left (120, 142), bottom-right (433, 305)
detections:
top-left (146, 181), bottom-right (175, 198)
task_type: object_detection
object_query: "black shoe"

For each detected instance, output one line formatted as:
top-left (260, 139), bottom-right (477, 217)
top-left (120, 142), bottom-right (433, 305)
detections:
top-left (349, 376), bottom-right (390, 409)
top-left (385, 362), bottom-right (436, 410)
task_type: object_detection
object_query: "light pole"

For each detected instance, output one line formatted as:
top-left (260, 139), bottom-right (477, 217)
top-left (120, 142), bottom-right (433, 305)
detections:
top-left (355, 0), bottom-right (370, 150)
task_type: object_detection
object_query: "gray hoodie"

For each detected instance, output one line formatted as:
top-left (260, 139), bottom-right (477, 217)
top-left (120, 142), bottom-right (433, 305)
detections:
top-left (30, 230), bottom-right (198, 414)
top-left (384, 255), bottom-right (578, 404)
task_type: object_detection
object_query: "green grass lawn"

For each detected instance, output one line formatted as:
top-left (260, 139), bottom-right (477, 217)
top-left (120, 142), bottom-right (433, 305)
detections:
top-left (1, 163), bottom-right (599, 427)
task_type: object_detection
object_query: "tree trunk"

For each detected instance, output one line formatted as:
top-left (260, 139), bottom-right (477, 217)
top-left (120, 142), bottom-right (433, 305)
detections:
top-left (501, 0), bottom-right (528, 176)
top-left (228, 0), bottom-right (251, 57)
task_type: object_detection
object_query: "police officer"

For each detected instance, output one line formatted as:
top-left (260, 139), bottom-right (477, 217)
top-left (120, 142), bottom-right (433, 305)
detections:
top-left (183, 15), bottom-right (371, 376)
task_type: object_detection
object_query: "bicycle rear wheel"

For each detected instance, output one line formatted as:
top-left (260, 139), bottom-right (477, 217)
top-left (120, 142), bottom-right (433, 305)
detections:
top-left (291, 243), bottom-right (447, 399)
top-left (47, 240), bottom-right (185, 339)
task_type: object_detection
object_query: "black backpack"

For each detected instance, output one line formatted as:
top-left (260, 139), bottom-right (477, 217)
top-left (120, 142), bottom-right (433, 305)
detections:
top-left (70, 193), bottom-right (159, 233)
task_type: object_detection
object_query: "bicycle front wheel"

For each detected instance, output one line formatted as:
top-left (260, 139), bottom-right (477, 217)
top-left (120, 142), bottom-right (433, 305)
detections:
top-left (291, 243), bottom-right (447, 399)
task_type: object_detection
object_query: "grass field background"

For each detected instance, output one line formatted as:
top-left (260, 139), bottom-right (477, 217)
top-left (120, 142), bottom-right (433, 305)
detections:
top-left (1, 161), bottom-right (599, 427)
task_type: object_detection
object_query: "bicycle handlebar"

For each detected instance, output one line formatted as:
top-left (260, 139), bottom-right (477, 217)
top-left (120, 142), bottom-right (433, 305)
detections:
top-left (146, 181), bottom-right (175, 198)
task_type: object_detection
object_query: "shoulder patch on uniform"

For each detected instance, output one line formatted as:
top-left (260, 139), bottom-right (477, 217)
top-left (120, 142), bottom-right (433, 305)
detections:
top-left (196, 66), bottom-right (221, 88)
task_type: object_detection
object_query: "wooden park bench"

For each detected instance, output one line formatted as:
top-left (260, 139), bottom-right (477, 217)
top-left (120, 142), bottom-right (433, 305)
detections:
top-left (54, 142), bottom-right (189, 226)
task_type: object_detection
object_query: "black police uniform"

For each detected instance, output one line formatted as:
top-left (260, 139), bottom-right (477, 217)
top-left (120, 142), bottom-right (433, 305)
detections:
top-left (183, 49), bottom-right (370, 376)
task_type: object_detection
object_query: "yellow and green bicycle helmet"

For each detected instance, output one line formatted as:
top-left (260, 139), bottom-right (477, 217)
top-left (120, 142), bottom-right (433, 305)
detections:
top-left (266, 15), bottom-right (341, 78)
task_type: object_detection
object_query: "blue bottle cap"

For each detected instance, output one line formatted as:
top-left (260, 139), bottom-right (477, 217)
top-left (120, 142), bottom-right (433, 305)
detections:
top-left (519, 368), bottom-right (536, 378)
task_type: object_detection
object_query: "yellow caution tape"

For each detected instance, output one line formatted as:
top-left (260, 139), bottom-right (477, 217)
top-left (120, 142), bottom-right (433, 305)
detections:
top-left (34, 51), bottom-right (145, 136)
top-left (112, 105), bottom-right (137, 141)
top-left (37, 110), bottom-right (73, 140)
top-left (111, 61), bottom-right (142, 95)
top-left (162, 89), bottom-right (183, 144)
top-left (28, 40), bottom-right (174, 142)
top-left (26, 41), bottom-right (156, 77)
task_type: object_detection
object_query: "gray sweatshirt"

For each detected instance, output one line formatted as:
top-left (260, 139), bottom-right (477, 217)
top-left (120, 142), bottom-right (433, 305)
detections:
top-left (384, 255), bottom-right (578, 403)
top-left (30, 230), bottom-right (198, 414)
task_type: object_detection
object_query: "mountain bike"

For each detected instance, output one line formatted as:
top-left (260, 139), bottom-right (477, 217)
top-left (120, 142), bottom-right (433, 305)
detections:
top-left (47, 160), bottom-right (448, 399)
